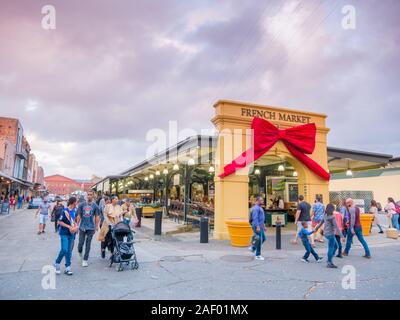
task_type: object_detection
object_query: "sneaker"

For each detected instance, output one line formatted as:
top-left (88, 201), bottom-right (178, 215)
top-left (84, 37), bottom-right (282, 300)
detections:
top-left (82, 260), bottom-right (88, 267)
top-left (301, 258), bottom-right (310, 263)
top-left (378, 231), bottom-right (384, 234)
top-left (336, 254), bottom-right (343, 259)
top-left (362, 255), bottom-right (371, 259)
top-left (37, 231), bottom-right (42, 235)
top-left (255, 255), bottom-right (265, 261)
top-left (54, 263), bottom-right (61, 275)
top-left (327, 263), bottom-right (338, 269)
top-left (316, 257), bottom-right (324, 263)
top-left (64, 268), bottom-right (73, 276)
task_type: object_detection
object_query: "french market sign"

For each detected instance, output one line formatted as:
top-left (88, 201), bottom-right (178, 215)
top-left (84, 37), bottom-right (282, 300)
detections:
top-left (241, 107), bottom-right (311, 124)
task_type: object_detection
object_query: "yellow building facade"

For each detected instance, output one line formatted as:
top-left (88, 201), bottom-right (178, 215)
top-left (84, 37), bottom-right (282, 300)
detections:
top-left (212, 100), bottom-right (330, 240)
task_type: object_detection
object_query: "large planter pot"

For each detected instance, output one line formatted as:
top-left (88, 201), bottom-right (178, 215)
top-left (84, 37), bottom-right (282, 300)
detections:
top-left (225, 218), bottom-right (253, 247)
top-left (360, 214), bottom-right (374, 236)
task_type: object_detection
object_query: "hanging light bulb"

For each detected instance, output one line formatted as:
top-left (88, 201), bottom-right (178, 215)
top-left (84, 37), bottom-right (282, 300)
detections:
top-left (278, 164), bottom-right (285, 172)
top-left (149, 174), bottom-right (154, 179)
top-left (144, 176), bottom-right (149, 181)
top-left (173, 164), bottom-right (179, 171)
top-left (163, 168), bottom-right (169, 175)
top-left (254, 168), bottom-right (261, 175)
top-left (346, 169), bottom-right (353, 177)
top-left (155, 170), bottom-right (160, 176)
top-left (187, 158), bottom-right (195, 166)
top-left (293, 171), bottom-right (298, 177)
top-left (208, 166), bottom-right (215, 173)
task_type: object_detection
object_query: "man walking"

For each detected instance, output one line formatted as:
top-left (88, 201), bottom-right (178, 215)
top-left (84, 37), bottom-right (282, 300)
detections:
top-left (51, 197), bottom-right (65, 233)
top-left (250, 196), bottom-right (267, 261)
top-left (311, 196), bottom-right (325, 244)
top-left (293, 195), bottom-right (312, 245)
top-left (76, 191), bottom-right (100, 267)
top-left (35, 197), bottom-right (51, 235)
top-left (343, 198), bottom-right (371, 259)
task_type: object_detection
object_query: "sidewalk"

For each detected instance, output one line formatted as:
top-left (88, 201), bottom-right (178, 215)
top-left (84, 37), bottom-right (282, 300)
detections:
top-left (0, 208), bottom-right (399, 300)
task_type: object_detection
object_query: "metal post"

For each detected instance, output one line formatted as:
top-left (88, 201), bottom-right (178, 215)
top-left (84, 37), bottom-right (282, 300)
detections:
top-left (154, 210), bottom-right (162, 235)
top-left (276, 220), bottom-right (282, 250)
top-left (200, 217), bottom-right (209, 243)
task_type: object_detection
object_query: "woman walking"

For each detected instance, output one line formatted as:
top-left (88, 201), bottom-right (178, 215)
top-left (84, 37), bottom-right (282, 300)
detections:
top-left (54, 197), bottom-right (78, 276)
top-left (385, 198), bottom-right (399, 230)
top-left (314, 203), bottom-right (345, 268)
top-left (370, 200), bottom-right (384, 234)
top-left (98, 196), bottom-right (123, 259)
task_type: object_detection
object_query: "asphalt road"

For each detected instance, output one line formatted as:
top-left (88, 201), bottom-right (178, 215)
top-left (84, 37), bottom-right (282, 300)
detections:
top-left (0, 208), bottom-right (399, 300)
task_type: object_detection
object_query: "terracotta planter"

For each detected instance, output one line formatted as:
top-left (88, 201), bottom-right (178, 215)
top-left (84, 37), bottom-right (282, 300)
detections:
top-left (360, 214), bottom-right (374, 236)
top-left (225, 218), bottom-right (253, 247)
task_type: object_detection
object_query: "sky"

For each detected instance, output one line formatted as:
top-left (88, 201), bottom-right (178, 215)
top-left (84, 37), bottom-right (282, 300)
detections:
top-left (0, 0), bottom-right (399, 179)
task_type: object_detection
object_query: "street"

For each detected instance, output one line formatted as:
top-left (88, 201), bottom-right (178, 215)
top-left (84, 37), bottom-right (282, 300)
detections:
top-left (0, 208), bottom-right (399, 300)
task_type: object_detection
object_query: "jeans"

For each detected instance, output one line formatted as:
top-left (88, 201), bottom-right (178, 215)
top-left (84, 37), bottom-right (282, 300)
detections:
top-left (77, 229), bottom-right (95, 261)
top-left (335, 235), bottom-right (342, 256)
top-left (251, 226), bottom-right (266, 256)
top-left (392, 214), bottom-right (400, 230)
top-left (345, 227), bottom-right (371, 256)
top-left (302, 239), bottom-right (319, 261)
top-left (325, 235), bottom-right (338, 263)
top-left (55, 234), bottom-right (74, 268)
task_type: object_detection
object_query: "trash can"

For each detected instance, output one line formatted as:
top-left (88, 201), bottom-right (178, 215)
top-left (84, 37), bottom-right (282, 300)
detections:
top-left (200, 217), bottom-right (209, 243)
top-left (154, 211), bottom-right (162, 235)
top-left (360, 214), bottom-right (374, 236)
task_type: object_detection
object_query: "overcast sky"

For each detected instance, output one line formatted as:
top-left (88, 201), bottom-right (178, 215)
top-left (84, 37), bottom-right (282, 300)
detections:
top-left (0, 0), bottom-right (399, 179)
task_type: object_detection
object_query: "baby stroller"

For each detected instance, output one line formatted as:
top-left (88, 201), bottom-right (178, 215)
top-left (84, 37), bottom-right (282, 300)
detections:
top-left (109, 221), bottom-right (139, 272)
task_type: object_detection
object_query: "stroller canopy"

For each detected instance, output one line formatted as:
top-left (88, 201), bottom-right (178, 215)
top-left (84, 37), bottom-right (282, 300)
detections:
top-left (113, 222), bottom-right (131, 235)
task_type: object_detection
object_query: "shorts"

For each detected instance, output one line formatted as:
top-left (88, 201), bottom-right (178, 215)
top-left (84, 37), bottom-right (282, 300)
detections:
top-left (39, 214), bottom-right (48, 225)
top-left (297, 221), bottom-right (312, 233)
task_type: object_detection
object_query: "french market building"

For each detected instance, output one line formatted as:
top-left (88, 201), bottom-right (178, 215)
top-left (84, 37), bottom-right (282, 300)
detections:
top-left (92, 100), bottom-right (393, 240)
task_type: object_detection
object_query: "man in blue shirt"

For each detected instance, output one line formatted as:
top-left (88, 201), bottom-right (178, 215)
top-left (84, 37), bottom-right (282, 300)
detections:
top-left (250, 196), bottom-right (267, 261)
top-left (76, 191), bottom-right (100, 267)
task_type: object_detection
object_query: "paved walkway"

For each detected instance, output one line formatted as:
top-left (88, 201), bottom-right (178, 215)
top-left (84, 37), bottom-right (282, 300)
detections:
top-left (0, 208), bottom-right (399, 300)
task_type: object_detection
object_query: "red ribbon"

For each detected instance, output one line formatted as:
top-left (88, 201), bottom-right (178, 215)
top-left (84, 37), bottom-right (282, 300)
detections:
top-left (218, 117), bottom-right (330, 181)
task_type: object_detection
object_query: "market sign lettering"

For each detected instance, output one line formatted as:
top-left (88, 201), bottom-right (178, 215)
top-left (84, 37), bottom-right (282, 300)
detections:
top-left (241, 107), bottom-right (311, 124)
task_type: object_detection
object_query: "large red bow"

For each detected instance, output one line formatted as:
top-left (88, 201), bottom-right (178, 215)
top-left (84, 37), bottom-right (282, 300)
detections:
top-left (218, 117), bottom-right (330, 181)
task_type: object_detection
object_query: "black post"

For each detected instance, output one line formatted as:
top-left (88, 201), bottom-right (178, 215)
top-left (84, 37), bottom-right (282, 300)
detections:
top-left (276, 220), bottom-right (282, 250)
top-left (135, 207), bottom-right (142, 228)
top-left (154, 210), bottom-right (162, 235)
top-left (200, 217), bottom-right (209, 243)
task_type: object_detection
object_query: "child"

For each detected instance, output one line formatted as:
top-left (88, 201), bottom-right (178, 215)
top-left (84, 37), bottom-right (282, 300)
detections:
top-left (299, 221), bottom-right (323, 263)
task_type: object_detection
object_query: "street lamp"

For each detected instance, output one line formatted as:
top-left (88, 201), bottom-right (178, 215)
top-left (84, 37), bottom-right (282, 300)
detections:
top-left (208, 166), bottom-right (215, 174)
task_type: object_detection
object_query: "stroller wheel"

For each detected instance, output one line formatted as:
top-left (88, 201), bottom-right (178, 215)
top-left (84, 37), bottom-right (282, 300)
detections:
top-left (116, 264), bottom-right (123, 272)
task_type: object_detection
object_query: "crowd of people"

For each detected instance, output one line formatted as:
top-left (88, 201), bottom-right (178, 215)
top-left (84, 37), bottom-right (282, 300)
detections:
top-left (249, 195), bottom-right (400, 268)
top-left (33, 191), bottom-right (138, 276)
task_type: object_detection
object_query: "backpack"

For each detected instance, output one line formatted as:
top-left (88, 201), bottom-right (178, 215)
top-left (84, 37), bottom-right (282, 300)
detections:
top-left (395, 204), bottom-right (400, 214)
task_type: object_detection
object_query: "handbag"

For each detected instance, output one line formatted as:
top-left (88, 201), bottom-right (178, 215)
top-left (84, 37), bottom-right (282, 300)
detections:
top-left (251, 233), bottom-right (261, 249)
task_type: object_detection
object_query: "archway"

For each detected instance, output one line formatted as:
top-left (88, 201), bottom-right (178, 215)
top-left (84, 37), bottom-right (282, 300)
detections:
top-left (212, 100), bottom-right (330, 240)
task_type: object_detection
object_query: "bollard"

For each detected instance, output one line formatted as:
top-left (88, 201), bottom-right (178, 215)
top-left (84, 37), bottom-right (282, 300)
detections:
top-left (200, 217), bottom-right (209, 243)
top-left (135, 207), bottom-right (142, 228)
top-left (154, 211), bottom-right (162, 235)
top-left (276, 220), bottom-right (282, 250)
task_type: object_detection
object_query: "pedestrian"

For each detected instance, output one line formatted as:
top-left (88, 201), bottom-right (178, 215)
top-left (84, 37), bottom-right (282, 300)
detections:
top-left (299, 221), bottom-right (323, 263)
top-left (98, 196), bottom-right (123, 259)
top-left (17, 195), bottom-right (23, 209)
top-left (292, 195), bottom-right (312, 245)
top-left (121, 199), bottom-right (138, 226)
top-left (51, 197), bottom-right (65, 233)
top-left (249, 195), bottom-right (267, 261)
top-left (333, 206), bottom-right (344, 258)
top-left (384, 198), bottom-right (399, 230)
top-left (311, 196), bottom-right (325, 245)
top-left (10, 195), bottom-right (16, 211)
top-left (314, 203), bottom-right (345, 268)
top-left (75, 191), bottom-right (100, 267)
top-left (54, 197), bottom-right (78, 276)
top-left (343, 198), bottom-right (371, 259)
top-left (370, 200), bottom-right (384, 234)
top-left (35, 197), bottom-right (51, 235)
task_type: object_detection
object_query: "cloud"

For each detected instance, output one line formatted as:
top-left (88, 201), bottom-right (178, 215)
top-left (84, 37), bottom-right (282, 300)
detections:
top-left (0, 0), bottom-right (399, 179)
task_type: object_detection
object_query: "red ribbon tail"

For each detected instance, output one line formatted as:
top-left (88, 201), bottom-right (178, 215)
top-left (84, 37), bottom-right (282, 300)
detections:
top-left (284, 142), bottom-right (330, 181)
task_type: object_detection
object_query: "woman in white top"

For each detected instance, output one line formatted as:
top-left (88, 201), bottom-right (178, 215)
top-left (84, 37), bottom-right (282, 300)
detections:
top-left (384, 197), bottom-right (399, 230)
top-left (369, 200), bottom-right (383, 234)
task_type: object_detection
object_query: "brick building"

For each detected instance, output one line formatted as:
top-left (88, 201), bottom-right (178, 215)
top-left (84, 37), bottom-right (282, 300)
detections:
top-left (44, 174), bottom-right (81, 195)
